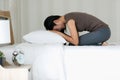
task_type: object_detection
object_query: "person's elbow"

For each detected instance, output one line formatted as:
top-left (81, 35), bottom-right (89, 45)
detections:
top-left (74, 42), bottom-right (79, 46)
top-left (72, 40), bottom-right (79, 46)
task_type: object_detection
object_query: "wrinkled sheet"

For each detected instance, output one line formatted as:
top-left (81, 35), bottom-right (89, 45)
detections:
top-left (16, 43), bottom-right (66, 80)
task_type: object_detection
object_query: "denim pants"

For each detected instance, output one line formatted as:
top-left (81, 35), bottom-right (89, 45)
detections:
top-left (78, 27), bottom-right (111, 46)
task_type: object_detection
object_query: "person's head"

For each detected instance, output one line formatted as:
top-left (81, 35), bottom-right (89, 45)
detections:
top-left (44, 15), bottom-right (65, 33)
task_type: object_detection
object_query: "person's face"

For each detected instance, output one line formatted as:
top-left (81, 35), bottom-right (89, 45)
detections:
top-left (53, 20), bottom-right (65, 31)
top-left (53, 24), bottom-right (65, 31)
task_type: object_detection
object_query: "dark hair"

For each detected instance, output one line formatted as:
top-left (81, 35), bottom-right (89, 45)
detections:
top-left (44, 15), bottom-right (60, 30)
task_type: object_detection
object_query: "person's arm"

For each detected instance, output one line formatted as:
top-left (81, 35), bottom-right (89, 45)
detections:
top-left (52, 19), bottom-right (79, 46)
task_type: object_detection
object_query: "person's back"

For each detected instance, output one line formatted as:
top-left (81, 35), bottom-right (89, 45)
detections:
top-left (64, 12), bottom-right (108, 32)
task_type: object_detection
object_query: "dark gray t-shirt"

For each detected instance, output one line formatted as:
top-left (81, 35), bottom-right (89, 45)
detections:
top-left (64, 12), bottom-right (108, 32)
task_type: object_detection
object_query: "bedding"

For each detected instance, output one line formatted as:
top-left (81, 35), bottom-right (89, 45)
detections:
top-left (23, 30), bottom-right (67, 44)
top-left (64, 45), bottom-right (120, 80)
top-left (16, 43), bottom-right (66, 80)
top-left (0, 43), bottom-right (120, 80)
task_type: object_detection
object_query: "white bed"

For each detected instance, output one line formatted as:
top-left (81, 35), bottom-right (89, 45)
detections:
top-left (64, 45), bottom-right (120, 80)
top-left (0, 43), bottom-right (120, 80)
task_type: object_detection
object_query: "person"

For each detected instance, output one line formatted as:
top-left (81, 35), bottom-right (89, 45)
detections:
top-left (44, 12), bottom-right (111, 46)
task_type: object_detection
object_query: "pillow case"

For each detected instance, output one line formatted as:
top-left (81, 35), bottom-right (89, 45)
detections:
top-left (23, 30), bottom-right (67, 44)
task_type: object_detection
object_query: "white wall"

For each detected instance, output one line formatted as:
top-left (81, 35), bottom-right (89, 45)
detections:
top-left (116, 0), bottom-right (120, 42)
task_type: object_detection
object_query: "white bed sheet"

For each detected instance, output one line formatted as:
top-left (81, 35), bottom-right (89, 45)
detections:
top-left (64, 45), bottom-right (120, 80)
top-left (1, 43), bottom-right (120, 80)
top-left (16, 43), bottom-right (66, 80)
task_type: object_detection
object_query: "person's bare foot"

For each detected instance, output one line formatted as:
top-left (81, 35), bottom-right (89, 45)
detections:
top-left (102, 42), bottom-right (109, 46)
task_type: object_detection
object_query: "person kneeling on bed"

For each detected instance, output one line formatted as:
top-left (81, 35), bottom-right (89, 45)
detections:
top-left (44, 12), bottom-right (111, 46)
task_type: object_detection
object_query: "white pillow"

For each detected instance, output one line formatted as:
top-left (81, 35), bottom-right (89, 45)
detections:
top-left (23, 30), bottom-right (67, 44)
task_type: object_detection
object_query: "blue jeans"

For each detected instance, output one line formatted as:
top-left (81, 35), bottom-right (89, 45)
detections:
top-left (69, 27), bottom-right (111, 46)
top-left (79, 27), bottom-right (111, 45)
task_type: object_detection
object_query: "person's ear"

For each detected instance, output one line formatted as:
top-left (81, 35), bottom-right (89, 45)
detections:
top-left (54, 20), bottom-right (59, 24)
